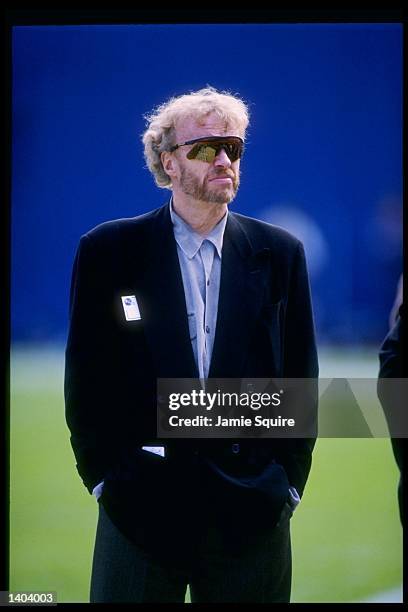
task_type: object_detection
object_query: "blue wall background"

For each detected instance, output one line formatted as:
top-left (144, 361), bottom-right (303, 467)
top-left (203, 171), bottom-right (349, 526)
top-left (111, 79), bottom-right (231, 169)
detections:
top-left (12, 23), bottom-right (402, 344)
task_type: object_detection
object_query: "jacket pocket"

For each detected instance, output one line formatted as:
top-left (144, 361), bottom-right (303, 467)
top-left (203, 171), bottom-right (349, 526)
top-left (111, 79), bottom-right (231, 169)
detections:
top-left (201, 456), bottom-right (290, 530)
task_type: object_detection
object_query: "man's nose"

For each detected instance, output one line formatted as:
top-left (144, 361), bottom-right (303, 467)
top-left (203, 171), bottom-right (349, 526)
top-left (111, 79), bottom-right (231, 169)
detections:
top-left (213, 147), bottom-right (232, 167)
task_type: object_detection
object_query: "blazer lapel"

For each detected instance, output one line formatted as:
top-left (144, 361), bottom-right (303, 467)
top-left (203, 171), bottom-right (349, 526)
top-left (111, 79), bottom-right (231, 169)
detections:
top-left (129, 203), bottom-right (198, 379)
top-left (209, 214), bottom-right (270, 379)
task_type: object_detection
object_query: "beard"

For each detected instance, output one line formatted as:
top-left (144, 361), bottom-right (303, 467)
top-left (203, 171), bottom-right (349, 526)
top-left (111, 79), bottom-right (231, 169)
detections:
top-left (179, 166), bottom-right (240, 205)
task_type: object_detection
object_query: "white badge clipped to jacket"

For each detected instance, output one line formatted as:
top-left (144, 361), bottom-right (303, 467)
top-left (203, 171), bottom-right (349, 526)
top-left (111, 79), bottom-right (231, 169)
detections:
top-left (121, 295), bottom-right (141, 321)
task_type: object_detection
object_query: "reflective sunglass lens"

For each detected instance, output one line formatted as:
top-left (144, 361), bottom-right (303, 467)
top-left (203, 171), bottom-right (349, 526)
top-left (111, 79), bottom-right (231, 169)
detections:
top-left (188, 144), bottom-right (217, 163)
top-left (187, 141), bottom-right (242, 162)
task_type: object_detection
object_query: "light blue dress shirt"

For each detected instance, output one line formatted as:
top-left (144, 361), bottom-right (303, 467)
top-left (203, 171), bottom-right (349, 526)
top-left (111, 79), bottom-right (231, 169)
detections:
top-left (169, 199), bottom-right (228, 380)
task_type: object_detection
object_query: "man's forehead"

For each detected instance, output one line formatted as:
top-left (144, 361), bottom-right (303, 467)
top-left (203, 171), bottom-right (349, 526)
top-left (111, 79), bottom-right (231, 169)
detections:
top-left (175, 114), bottom-right (241, 141)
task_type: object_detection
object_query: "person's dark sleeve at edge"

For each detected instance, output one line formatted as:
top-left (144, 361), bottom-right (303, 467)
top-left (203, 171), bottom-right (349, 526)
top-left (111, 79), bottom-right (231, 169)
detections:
top-left (377, 303), bottom-right (404, 525)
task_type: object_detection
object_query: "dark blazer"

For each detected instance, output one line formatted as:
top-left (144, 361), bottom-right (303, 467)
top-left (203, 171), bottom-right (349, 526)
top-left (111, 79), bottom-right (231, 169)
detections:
top-left (64, 201), bottom-right (318, 562)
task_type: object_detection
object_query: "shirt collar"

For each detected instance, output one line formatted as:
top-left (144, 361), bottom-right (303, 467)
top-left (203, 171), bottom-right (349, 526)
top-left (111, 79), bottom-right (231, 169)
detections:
top-left (169, 197), bottom-right (228, 259)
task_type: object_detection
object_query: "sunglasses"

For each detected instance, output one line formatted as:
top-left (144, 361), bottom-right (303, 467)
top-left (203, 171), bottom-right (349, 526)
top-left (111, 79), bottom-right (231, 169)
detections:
top-left (169, 136), bottom-right (244, 163)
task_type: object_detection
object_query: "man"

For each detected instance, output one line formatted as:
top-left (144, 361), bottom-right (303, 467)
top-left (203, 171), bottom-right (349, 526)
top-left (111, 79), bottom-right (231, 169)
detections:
top-left (64, 86), bottom-right (318, 603)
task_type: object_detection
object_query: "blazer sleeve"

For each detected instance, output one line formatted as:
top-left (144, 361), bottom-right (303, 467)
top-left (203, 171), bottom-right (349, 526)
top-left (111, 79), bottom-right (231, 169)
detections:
top-left (276, 241), bottom-right (319, 497)
top-left (64, 233), bottom-right (122, 494)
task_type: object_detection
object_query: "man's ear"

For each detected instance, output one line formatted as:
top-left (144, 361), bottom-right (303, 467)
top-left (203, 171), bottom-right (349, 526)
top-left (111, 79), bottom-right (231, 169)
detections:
top-left (161, 151), bottom-right (177, 179)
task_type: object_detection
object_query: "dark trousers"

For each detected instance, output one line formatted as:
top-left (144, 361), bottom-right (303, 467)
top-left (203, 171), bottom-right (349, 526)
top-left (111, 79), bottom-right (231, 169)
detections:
top-left (90, 502), bottom-right (292, 603)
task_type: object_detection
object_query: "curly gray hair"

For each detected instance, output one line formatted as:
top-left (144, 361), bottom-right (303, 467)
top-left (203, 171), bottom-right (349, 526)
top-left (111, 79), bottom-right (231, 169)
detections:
top-left (141, 86), bottom-right (250, 189)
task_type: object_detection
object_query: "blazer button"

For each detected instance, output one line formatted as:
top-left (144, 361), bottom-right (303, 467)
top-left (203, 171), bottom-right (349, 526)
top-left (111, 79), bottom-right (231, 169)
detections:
top-left (232, 443), bottom-right (240, 454)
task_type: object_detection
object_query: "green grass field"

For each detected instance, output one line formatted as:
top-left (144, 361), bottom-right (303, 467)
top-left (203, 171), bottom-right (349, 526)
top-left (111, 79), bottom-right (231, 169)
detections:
top-left (9, 346), bottom-right (403, 603)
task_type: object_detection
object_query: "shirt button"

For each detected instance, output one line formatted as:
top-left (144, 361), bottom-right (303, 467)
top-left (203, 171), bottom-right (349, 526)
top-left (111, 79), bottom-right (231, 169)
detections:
top-left (207, 280), bottom-right (210, 286)
top-left (205, 325), bottom-right (210, 333)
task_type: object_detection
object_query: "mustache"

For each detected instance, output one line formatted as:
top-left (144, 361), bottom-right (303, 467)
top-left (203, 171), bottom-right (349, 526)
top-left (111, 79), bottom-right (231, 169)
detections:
top-left (209, 170), bottom-right (236, 180)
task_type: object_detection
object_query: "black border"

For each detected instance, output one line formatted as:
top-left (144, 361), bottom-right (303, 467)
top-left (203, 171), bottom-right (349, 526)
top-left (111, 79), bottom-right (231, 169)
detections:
top-left (2, 6), bottom-right (406, 601)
